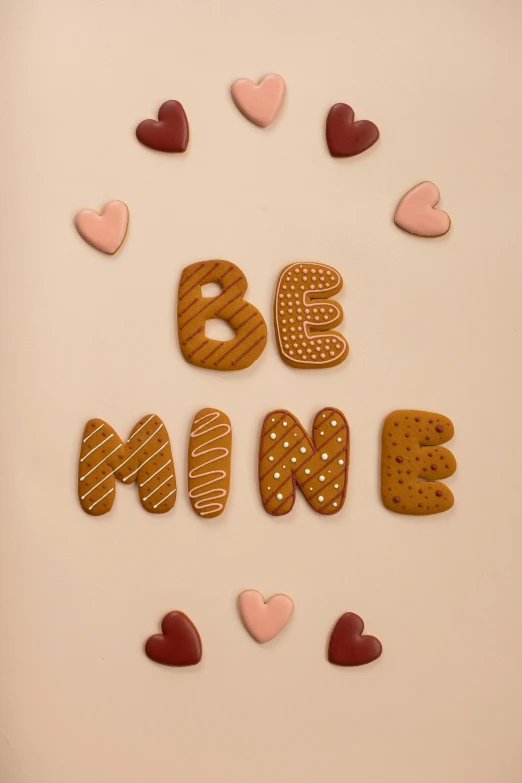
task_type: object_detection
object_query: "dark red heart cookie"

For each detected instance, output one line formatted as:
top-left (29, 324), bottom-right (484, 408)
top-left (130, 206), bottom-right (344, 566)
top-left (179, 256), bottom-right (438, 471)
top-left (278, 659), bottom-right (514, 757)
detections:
top-left (328, 612), bottom-right (382, 666)
top-left (326, 103), bottom-right (379, 158)
top-left (136, 100), bottom-right (189, 152)
top-left (145, 610), bottom-right (202, 666)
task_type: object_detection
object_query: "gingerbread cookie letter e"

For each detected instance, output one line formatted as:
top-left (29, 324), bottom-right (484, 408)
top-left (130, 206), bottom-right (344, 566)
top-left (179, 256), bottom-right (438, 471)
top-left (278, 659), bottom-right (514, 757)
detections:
top-left (274, 263), bottom-right (348, 368)
top-left (188, 408), bottom-right (232, 518)
top-left (259, 408), bottom-right (349, 516)
top-left (79, 415), bottom-right (176, 516)
top-left (381, 411), bottom-right (456, 515)
top-left (178, 261), bottom-right (267, 370)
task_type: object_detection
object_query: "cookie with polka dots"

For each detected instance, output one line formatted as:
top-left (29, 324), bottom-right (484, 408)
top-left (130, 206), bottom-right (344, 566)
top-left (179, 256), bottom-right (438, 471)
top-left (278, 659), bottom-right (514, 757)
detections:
top-left (381, 410), bottom-right (456, 515)
top-left (259, 408), bottom-right (349, 516)
top-left (273, 262), bottom-right (349, 369)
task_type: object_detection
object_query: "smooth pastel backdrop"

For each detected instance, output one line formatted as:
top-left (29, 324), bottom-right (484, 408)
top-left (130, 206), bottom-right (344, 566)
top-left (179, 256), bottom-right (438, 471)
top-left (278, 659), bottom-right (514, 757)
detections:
top-left (1, 1), bottom-right (522, 781)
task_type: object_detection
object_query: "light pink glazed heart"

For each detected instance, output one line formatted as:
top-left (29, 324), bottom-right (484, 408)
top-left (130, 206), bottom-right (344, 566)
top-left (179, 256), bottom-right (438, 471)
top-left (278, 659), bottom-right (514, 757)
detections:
top-left (231, 74), bottom-right (286, 128)
top-left (238, 590), bottom-right (293, 643)
top-left (394, 182), bottom-right (450, 237)
top-left (74, 200), bottom-right (129, 254)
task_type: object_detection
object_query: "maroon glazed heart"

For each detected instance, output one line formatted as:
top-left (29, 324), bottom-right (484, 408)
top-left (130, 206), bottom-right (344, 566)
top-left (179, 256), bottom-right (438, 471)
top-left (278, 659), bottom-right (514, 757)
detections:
top-left (136, 100), bottom-right (189, 152)
top-left (145, 610), bottom-right (202, 666)
top-left (328, 612), bottom-right (382, 666)
top-left (326, 103), bottom-right (379, 158)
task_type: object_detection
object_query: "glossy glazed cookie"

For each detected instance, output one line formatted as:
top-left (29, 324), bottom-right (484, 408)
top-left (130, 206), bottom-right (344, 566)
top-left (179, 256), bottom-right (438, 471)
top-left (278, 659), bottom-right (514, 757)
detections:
top-left (326, 103), bottom-right (379, 157)
top-left (259, 407), bottom-right (349, 516)
top-left (231, 73), bottom-right (286, 127)
top-left (381, 410), bottom-right (456, 515)
top-left (136, 100), bottom-right (189, 152)
top-left (188, 408), bottom-right (232, 518)
top-left (328, 613), bottom-right (382, 666)
top-left (74, 200), bottom-right (128, 255)
top-left (238, 590), bottom-right (294, 643)
top-left (274, 262), bottom-right (349, 368)
top-left (145, 611), bottom-right (202, 666)
top-left (394, 181), bottom-right (451, 237)
top-left (177, 260), bottom-right (267, 371)
top-left (78, 415), bottom-right (176, 516)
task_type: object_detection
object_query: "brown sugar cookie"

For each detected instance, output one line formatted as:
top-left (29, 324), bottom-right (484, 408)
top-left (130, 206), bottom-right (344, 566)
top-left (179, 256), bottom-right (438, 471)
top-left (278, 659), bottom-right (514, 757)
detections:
top-left (273, 262), bottom-right (349, 369)
top-left (188, 408), bottom-right (232, 518)
top-left (259, 408), bottom-right (349, 516)
top-left (78, 415), bottom-right (176, 516)
top-left (381, 410), bottom-right (456, 515)
top-left (178, 260), bottom-right (267, 371)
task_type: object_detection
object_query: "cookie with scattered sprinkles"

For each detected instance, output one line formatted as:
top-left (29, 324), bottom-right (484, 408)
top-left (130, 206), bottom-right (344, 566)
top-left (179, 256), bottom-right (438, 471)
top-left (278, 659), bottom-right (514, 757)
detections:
top-left (380, 410), bottom-right (456, 515)
top-left (258, 407), bottom-right (349, 516)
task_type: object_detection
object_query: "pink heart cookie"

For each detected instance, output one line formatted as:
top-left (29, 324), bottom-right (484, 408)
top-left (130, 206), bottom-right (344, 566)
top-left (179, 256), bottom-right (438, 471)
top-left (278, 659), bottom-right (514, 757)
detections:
top-left (75, 200), bottom-right (129, 254)
top-left (394, 182), bottom-right (450, 237)
top-left (231, 74), bottom-right (286, 128)
top-left (238, 590), bottom-right (293, 643)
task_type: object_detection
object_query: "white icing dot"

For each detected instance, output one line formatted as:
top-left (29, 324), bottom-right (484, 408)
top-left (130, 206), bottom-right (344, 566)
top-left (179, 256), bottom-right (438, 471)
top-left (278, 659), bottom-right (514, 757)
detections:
top-left (333, 502), bottom-right (338, 508)
top-left (318, 496), bottom-right (324, 502)
top-left (274, 472), bottom-right (280, 479)
top-left (270, 433), bottom-right (276, 440)
top-left (334, 484), bottom-right (339, 489)
top-left (276, 493), bottom-right (283, 500)
top-left (319, 476), bottom-right (325, 482)
top-left (331, 420), bottom-right (337, 427)
top-left (291, 457), bottom-right (296, 463)
top-left (282, 421), bottom-right (287, 427)
top-left (337, 437), bottom-right (342, 442)
top-left (320, 431), bottom-right (324, 436)
top-left (309, 487), bottom-right (314, 491)
top-left (304, 468), bottom-right (310, 475)
top-left (283, 442), bottom-right (289, 448)
top-left (268, 456), bottom-right (274, 461)
top-left (338, 459), bottom-right (344, 465)
top-left (321, 453), bottom-right (328, 460)
top-left (300, 447), bottom-right (306, 453)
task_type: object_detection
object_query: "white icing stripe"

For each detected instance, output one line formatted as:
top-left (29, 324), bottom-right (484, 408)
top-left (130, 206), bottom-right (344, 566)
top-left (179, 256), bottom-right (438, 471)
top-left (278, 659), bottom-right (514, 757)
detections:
top-left (143, 475), bottom-right (173, 502)
top-left (81, 472), bottom-right (113, 500)
top-left (88, 487), bottom-right (114, 511)
top-left (80, 433), bottom-right (114, 462)
top-left (153, 488), bottom-right (176, 509)
top-left (83, 423), bottom-right (104, 443)
top-left (122, 441), bottom-right (170, 481)
top-left (139, 460), bottom-right (171, 488)
top-left (127, 414), bottom-right (155, 443)
top-left (80, 444), bottom-right (122, 481)
top-left (117, 422), bottom-right (164, 472)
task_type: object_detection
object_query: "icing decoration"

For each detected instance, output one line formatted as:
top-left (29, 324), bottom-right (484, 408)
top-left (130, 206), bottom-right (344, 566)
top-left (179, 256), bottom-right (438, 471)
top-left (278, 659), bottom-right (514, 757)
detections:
top-left (135, 100), bottom-right (189, 152)
top-left (325, 103), bottom-right (379, 157)
top-left (381, 410), bottom-right (456, 515)
top-left (394, 181), bottom-right (451, 237)
top-left (231, 74), bottom-right (286, 127)
top-left (78, 415), bottom-right (176, 516)
top-left (177, 260), bottom-right (267, 371)
top-left (188, 408), bottom-right (232, 518)
top-left (259, 408), bottom-right (349, 516)
top-left (145, 610), bottom-right (202, 666)
top-left (238, 590), bottom-right (294, 643)
top-left (274, 262), bottom-right (349, 368)
top-left (74, 200), bottom-right (128, 255)
top-left (328, 612), bottom-right (382, 666)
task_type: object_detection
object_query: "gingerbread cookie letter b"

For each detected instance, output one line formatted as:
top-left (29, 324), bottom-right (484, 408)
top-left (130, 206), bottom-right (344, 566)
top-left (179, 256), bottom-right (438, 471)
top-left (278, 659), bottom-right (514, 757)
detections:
top-left (178, 261), bottom-right (267, 370)
top-left (79, 415), bottom-right (176, 516)
top-left (259, 408), bottom-right (349, 516)
top-left (274, 263), bottom-right (348, 368)
top-left (381, 411), bottom-right (456, 515)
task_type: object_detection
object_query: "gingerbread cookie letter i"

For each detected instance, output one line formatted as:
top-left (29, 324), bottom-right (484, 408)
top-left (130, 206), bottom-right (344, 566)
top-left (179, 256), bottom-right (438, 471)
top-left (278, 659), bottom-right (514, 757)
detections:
top-left (274, 263), bottom-right (348, 368)
top-left (178, 260), bottom-right (267, 370)
top-left (79, 415), bottom-right (176, 516)
top-left (188, 408), bottom-right (232, 519)
top-left (381, 410), bottom-right (456, 515)
top-left (259, 408), bottom-right (349, 516)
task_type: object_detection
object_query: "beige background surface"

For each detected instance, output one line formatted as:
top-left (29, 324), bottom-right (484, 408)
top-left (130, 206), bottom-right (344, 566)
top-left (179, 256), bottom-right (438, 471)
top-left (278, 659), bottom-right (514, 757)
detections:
top-left (2, 1), bottom-right (522, 781)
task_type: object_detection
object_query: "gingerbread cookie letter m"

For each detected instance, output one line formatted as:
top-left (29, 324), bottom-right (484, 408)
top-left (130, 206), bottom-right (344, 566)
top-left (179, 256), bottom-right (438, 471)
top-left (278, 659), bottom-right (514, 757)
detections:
top-left (259, 408), bottom-right (349, 516)
top-left (274, 262), bottom-right (349, 368)
top-left (79, 415), bottom-right (176, 516)
top-left (178, 260), bottom-right (267, 370)
top-left (381, 410), bottom-right (456, 515)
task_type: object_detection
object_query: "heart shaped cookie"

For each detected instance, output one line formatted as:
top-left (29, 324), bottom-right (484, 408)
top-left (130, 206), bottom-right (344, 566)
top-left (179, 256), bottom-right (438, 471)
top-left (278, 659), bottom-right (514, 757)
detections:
top-left (136, 100), bottom-right (189, 152)
top-left (74, 200), bottom-right (128, 255)
top-left (394, 181), bottom-right (451, 237)
top-left (326, 103), bottom-right (379, 157)
top-left (145, 610), bottom-right (202, 666)
top-left (238, 590), bottom-right (293, 643)
top-left (231, 74), bottom-right (286, 128)
top-left (328, 612), bottom-right (382, 666)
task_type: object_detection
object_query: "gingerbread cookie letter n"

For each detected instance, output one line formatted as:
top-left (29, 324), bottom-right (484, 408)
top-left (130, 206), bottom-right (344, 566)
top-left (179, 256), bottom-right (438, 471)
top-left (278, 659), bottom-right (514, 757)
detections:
top-left (259, 408), bottom-right (349, 516)
top-left (178, 260), bottom-right (267, 370)
top-left (188, 408), bottom-right (232, 518)
top-left (274, 263), bottom-right (348, 368)
top-left (79, 415), bottom-right (176, 516)
top-left (381, 410), bottom-right (456, 515)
